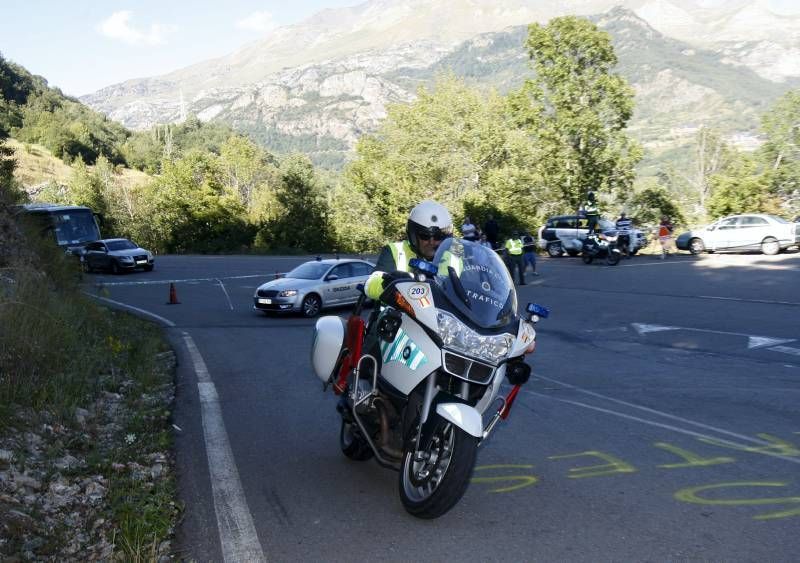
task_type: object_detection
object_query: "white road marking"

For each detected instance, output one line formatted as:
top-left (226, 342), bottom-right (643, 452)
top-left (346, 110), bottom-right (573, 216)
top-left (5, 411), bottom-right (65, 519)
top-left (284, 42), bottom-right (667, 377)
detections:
top-left (632, 323), bottom-right (678, 334)
top-left (535, 375), bottom-right (779, 446)
top-left (88, 273), bottom-right (274, 287)
top-left (87, 294), bottom-right (176, 327)
top-left (632, 323), bottom-right (796, 349)
top-left (769, 346), bottom-right (800, 357)
top-left (183, 333), bottom-right (266, 563)
top-left (217, 279), bottom-right (234, 311)
top-left (526, 376), bottom-right (800, 465)
top-left (749, 336), bottom-right (796, 349)
top-left (699, 294), bottom-right (800, 306)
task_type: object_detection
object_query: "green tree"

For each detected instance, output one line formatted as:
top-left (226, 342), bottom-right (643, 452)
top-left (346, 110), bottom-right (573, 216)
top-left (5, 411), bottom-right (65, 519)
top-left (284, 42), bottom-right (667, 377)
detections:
top-left (760, 89), bottom-right (800, 214)
top-left (628, 185), bottom-right (685, 228)
top-left (68, 158), bottom-right (110, 216)
top-left (343, 75), bottom-right (538, 242)
top-left (219, 135), bottom-right (278, 212)
top-left (132, 151), bottom-right (252, 253)
top-left (707, 156), bottom-right (780, 218)
top-left (263, 154), bottom-right (329, 252)
top-left (0, 137), bottom-right (24, 205)
top-left (328, 180), bottom-right (383, 253)
top-left (519, 16), bottom-right (642, 209)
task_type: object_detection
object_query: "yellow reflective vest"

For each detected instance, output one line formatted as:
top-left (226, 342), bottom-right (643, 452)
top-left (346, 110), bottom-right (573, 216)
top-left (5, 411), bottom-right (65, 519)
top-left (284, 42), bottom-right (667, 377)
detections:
top-left (505, 238), bottom-right (523, 255)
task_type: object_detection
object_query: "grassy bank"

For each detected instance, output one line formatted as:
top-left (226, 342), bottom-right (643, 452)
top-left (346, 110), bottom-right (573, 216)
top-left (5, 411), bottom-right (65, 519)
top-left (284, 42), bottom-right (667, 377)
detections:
top-left (0, 211), bottom-right (179, 560)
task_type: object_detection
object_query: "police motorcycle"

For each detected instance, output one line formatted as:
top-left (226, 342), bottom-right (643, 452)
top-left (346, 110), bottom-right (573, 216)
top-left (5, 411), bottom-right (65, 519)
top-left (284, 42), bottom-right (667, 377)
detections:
top-left (311, 238), bottom-right (549, 519)
top-left (581, 229), bottom-right (621, 266)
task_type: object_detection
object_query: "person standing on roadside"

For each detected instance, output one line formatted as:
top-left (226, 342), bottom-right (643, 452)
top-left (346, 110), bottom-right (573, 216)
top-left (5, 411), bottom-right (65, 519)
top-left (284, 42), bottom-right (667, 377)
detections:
top-left (461, 215), bottom-right (478, 241)
top-left (484, 214), bottom-right (500, 249)
top-left (584, 192), bottom-right (600, 234)
top-left (521, 230), bottom-right (539, 277)
top-left (616, 212), bottom-right (633, 258)
top-left (658, 216), bottom-right (674, 260)
top-left (504, 231), bottom-right (526, 285)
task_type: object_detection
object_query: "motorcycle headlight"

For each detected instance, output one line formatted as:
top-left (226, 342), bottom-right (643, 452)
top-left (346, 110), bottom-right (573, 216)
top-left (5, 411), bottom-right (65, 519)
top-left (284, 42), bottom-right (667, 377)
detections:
top-left (436, 311), bottom-right (514, 365)
top-left (279, 289), bottom-right (298, 297)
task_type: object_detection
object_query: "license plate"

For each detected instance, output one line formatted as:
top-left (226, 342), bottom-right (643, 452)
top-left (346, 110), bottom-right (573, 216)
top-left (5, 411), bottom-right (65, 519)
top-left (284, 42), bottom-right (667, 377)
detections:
top-left (258, 298), bottom-right (272, 304)
top-left (136, 260), bottom-right (147, 264)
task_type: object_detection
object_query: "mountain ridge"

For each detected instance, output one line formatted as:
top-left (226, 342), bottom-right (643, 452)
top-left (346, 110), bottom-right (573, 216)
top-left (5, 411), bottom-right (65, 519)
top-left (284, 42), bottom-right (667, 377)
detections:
top-left (80, 1), bottom-right (800, 170)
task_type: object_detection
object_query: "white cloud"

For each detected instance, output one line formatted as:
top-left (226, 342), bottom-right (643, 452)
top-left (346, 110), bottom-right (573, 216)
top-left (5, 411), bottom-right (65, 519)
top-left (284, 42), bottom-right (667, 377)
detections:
top-left (97, 11), bottom-right (177, 46)
top-left (236, 11), bottom-right (277, 33)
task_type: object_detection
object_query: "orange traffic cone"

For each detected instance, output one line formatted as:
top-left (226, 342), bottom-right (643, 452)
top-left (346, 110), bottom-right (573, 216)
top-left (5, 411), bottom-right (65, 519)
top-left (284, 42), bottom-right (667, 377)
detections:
top-left (167, 282), bottom-right (180, 305)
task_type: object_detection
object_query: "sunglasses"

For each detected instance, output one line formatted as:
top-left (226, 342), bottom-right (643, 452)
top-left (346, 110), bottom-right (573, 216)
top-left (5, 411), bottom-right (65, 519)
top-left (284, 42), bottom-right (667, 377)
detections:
top-left (417, 232), bottom-right (451, 242)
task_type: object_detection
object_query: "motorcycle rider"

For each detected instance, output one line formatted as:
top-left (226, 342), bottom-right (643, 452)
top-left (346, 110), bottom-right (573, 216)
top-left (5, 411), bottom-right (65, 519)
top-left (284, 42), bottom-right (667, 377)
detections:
top-left (584, 191), bottom-right (600, 234)
top-left (615, 212), bottom-right (633, 258)
top-left (365, 200), bottom-right (454, 300)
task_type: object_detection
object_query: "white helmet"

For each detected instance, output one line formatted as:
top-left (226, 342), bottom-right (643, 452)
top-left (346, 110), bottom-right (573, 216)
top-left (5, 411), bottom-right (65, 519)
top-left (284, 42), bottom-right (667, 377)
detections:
top-left (406, 200), bottom-right (453, 255)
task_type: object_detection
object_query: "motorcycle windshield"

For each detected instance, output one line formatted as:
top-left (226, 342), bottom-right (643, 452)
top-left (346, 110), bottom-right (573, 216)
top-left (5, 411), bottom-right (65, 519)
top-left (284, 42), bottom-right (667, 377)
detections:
top-left (431, 238), bottom-right (517, 329)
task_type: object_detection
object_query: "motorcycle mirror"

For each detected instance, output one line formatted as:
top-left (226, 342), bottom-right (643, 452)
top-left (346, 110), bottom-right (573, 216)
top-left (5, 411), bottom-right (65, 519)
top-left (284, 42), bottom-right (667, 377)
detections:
top-left (409, 258), bottom-right (438, 277)
top-left (526, 302), bottom-right (550, 320)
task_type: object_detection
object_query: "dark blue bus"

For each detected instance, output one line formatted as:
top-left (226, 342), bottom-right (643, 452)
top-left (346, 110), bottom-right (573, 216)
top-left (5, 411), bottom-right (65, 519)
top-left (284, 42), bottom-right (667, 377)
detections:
top-left (15, 203), bottom-right (102, 255)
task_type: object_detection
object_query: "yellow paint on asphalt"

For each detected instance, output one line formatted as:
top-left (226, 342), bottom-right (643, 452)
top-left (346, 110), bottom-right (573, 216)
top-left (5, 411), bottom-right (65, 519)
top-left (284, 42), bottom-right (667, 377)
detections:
top-left (654, 442), bottom-right (735, 468)
top-left (547, 450), bottom-right (636, 478)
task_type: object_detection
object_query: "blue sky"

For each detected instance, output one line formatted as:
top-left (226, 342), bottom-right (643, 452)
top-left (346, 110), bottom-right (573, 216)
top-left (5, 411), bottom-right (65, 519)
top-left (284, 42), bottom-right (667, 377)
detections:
top-left (1, 0), bottom-right (798, 97)
top-left (0, 0), bottom-right (361, 96)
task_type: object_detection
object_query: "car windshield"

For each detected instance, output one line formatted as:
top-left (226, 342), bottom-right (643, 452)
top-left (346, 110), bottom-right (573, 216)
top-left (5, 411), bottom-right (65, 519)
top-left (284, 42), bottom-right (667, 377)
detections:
top-left (286, 262), bottom-right (330, 280)
top-left (431, 238), bottom-right (517, 329)
top-left (107, 240), bottom-right (138, 251)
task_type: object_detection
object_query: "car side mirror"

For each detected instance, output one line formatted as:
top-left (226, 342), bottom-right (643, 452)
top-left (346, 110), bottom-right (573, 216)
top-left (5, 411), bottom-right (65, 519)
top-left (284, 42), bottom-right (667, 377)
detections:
top-left (326, 274), bottom-right (339, 281)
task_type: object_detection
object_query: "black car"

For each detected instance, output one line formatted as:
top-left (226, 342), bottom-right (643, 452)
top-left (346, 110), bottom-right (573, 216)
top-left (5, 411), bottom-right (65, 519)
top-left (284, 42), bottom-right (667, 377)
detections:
top-left (82, 238), bottom-right (155, 274)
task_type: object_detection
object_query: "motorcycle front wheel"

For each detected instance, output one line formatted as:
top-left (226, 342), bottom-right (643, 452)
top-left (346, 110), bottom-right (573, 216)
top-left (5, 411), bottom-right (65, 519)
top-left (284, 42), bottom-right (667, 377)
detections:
top-left (399, 419), bottom-right (478, 519)
top-left (582, 253), bottom-right (593, 264)
top-left (606, 251), bottom-right (620, 266)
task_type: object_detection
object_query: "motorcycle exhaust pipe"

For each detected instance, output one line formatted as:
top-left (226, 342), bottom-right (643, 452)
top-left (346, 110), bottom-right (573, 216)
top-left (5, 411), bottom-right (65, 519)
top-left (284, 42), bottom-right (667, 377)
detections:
top-left (374, 397), bottom-right (404, 459)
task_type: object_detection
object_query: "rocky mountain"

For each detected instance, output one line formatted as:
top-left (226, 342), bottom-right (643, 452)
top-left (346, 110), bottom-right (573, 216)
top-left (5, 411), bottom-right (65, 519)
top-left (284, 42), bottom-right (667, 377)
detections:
top-left (81, 0), bottom-right (800, 170)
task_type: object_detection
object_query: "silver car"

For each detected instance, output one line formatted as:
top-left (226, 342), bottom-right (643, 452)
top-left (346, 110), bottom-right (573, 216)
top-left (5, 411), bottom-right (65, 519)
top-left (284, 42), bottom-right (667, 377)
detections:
top-left (676, 213), bottom-right (800, 255)
top-left (253, 258), bottom-right (374, 317)
top-left (538, 215), bottom-right (648, 257)
top-left (82, 238), bottom-right (155, 273)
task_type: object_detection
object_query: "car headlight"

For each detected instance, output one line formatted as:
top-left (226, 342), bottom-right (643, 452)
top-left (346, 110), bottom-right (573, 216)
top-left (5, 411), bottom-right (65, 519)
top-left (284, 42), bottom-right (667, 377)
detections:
top-left (436, 311), bottom-right (514, 365)
top-left (278, 290), bottom-right (298, 297)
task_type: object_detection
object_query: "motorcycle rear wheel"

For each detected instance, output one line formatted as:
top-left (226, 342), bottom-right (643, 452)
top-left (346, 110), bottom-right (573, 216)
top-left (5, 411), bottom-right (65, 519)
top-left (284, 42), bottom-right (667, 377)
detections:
top-left (340, 418), bottom-right (373, 461)
top-left (582, 253), bottom-right (593, 264)
top-left (399, 419), bottom-right (478, 519)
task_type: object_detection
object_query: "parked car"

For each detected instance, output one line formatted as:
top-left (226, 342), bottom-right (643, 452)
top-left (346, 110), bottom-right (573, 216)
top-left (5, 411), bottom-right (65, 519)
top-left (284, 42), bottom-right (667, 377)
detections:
top-left (537, 215), bottom-right (648, 257)
top-left (253, 258), bottom-right (374, 318)
top-left (81, 238), bottom-right (154, 273)
top-left (675, 213), bottom-right (800, 255)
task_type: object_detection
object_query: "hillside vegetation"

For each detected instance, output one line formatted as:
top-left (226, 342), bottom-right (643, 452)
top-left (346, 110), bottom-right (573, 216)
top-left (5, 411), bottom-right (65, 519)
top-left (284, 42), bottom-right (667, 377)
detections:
top-left (3, 12), bottom-right (800, 257)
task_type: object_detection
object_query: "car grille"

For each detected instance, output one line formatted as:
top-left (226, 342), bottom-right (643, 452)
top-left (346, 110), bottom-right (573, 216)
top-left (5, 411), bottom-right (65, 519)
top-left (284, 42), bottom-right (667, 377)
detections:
top-left (257, 289), bottom-right (280, 298)
top-left (134, 254), bottom-right (148, 261)
top-left (442, 351), bottom-right (495, 384)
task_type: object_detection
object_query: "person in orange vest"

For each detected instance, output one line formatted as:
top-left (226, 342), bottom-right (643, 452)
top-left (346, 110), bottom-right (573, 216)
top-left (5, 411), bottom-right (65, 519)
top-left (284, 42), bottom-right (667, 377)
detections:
top-left (658, 216), bottom-right (674, 259)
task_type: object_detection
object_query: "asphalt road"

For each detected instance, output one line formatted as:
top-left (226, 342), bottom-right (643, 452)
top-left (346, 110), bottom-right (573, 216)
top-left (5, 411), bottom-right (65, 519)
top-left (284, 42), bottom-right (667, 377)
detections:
top-left (83, 250), bottom-right (800, 562)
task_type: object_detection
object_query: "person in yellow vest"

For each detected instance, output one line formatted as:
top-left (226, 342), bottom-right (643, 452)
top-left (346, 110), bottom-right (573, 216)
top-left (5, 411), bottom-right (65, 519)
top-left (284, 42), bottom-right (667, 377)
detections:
top-left (365, 200), bottom-right (454, 300)
top-left (504, 231), bottom-right (526, 286)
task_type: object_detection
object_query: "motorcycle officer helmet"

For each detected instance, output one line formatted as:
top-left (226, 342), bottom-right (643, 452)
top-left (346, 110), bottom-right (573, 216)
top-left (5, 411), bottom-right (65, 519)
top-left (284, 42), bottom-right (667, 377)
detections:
top-left (406, 200), bottom-right (453, 256)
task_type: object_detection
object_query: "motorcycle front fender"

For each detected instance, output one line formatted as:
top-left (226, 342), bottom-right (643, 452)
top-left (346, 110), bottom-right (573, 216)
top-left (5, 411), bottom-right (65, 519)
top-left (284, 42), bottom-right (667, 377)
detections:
top-left (436, 403), bottom-right (483, 438)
